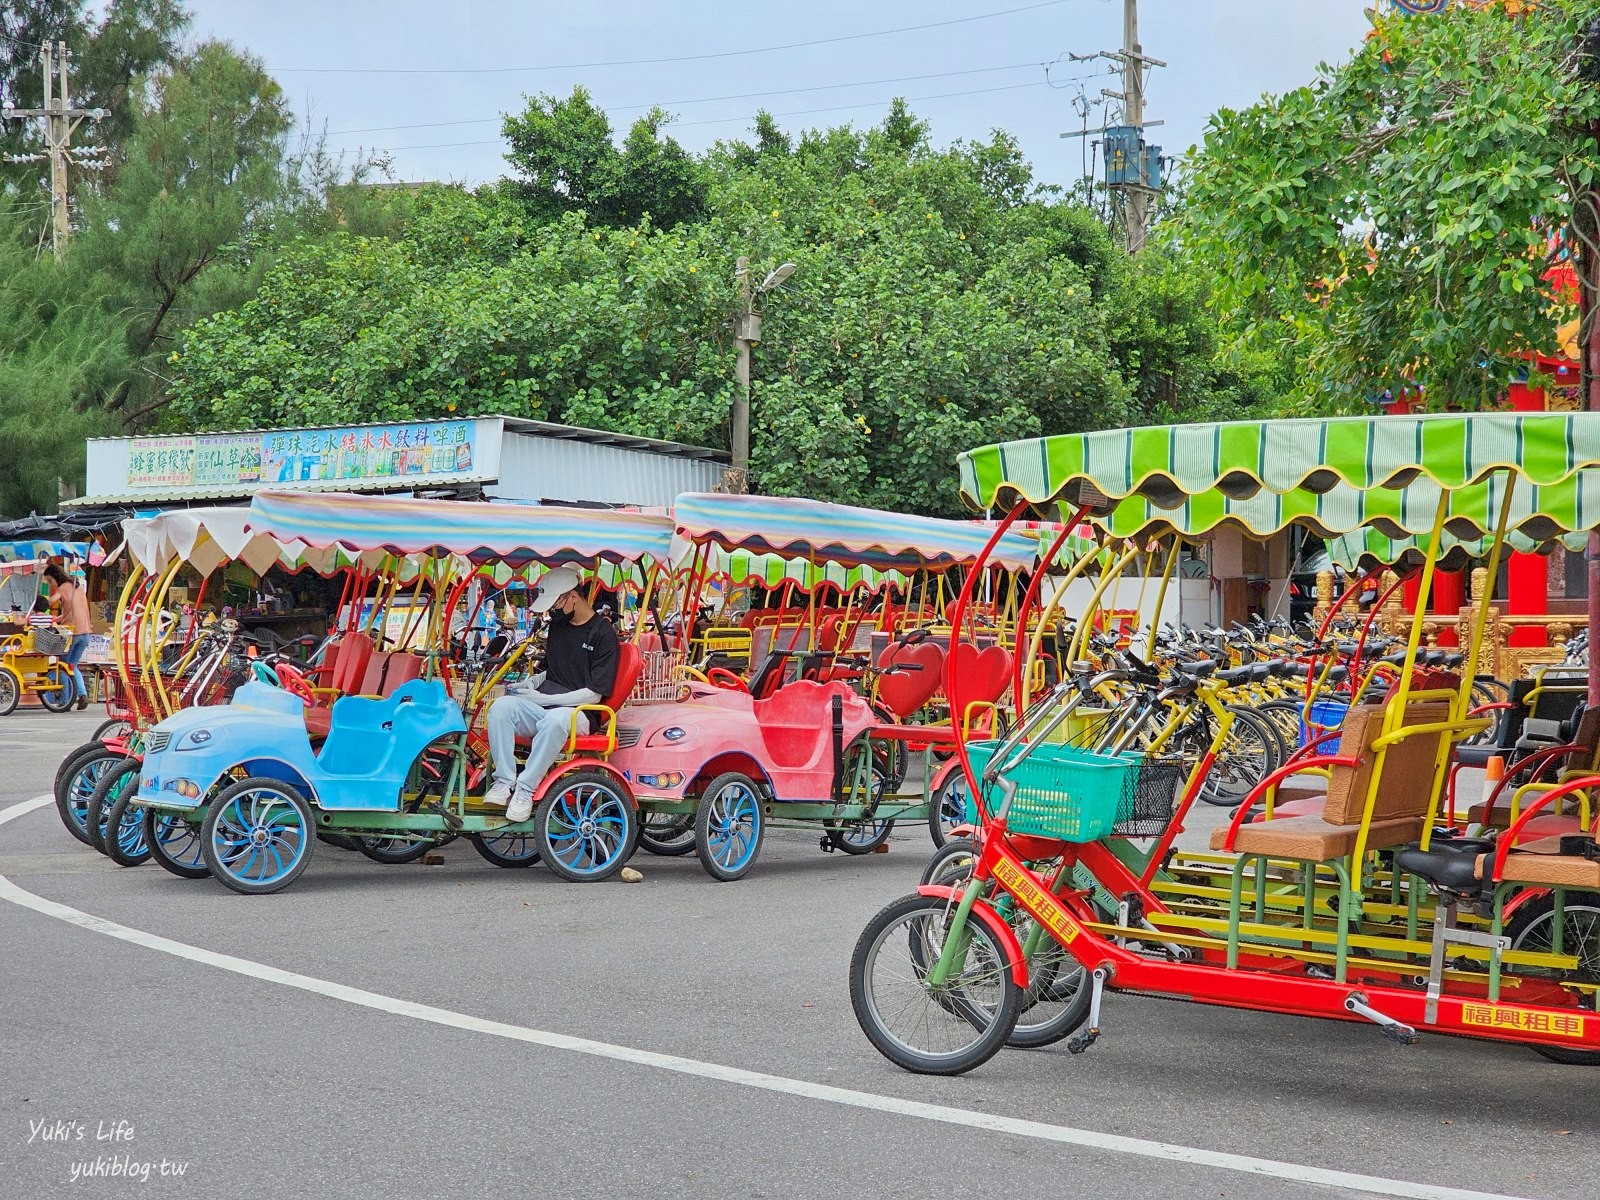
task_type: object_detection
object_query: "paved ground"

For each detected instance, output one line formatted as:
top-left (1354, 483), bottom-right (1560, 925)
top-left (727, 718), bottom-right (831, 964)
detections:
top-left (0, 710), bottom-right (1592, 1200)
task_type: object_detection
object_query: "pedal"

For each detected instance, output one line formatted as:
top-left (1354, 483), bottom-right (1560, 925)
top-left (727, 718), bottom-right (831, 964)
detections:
top-left (426, 801), bottom-right (463, 832)
top-left (819, 835), bottom-right (835, 853)
top-left (1344, 991), bottom-right (1418, 1045)
top-left (1066, 966), bottom-right (1111, 1054)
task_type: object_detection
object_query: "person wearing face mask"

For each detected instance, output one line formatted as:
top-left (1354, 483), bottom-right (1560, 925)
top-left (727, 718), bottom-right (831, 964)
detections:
top-left (484, 567), bottom-right (619, 822)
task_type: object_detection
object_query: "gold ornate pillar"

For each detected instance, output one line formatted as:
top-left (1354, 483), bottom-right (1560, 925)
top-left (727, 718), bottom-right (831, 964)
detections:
top-left (1458, 567), bottom-right (1500, 679)
top-left (1312, 570), bottom-right (1335, 630)
top-left (1377, 569), bottom-right (1404, 637)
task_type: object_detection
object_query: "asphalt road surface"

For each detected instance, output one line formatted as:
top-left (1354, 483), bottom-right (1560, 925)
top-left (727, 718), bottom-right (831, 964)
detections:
top-left (1, 710), bottom-right (1593, 1200)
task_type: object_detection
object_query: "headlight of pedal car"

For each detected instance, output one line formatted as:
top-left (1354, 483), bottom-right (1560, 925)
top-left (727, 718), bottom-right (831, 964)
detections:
top-left (177, 729), bottom-right (212, 750)
top-left (645, 725), bottom-right (694, 747)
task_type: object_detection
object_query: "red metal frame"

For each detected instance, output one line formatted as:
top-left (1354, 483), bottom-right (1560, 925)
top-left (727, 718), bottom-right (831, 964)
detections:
top-left (934, 508), bottom-right (1599, 1055)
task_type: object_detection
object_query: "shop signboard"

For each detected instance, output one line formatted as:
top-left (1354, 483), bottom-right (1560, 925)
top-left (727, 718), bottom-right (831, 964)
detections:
top-left (127, 437), bottom-right (196, 488)
top-left (117, 419), bottom-right (483, 493)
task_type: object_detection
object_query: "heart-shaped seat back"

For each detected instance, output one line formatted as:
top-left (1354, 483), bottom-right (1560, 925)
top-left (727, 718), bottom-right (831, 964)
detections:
top-left (874, 640), bottom-right (945, 719)
top-left (947, 641), bottom-right (1012, 720)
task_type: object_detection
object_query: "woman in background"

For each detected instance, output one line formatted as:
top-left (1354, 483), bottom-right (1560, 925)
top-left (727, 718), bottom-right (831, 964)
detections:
top-left (43, 563), bottom-right (90, 710)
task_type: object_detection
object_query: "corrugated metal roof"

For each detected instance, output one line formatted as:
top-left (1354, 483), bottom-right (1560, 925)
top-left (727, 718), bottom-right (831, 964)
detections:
top-left (499, 417), bottom-right (728, 462)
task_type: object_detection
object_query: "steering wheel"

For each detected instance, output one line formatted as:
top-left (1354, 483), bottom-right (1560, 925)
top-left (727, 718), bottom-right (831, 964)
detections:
top-left (273, 661), bottom-right (316, 705)
top-left (671, 665), bottom-right (711, 683)
top-left (705, 667), bottom-right (749, 692)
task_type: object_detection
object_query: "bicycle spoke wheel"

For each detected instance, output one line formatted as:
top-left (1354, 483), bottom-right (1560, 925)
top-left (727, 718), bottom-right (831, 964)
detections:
top-left (850, 892), bottom-right (1020, 1075)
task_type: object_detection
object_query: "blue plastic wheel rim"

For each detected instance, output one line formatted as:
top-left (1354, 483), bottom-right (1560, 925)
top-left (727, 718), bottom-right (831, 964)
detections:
top-left (41, 667), bottom-right (72, 709)
top-left (115, 805), bottom-right (147, 857)
top-left (937, 778), bottom-right (970, 836)
top-left (211, 787), bottom-right (306, 886)
top-left (543, 782), bottom-right (629, 876)
top-left (706, 782), bottom-right (760, 872)
top-left (480, 830), bottom-right (540, 861)
top-left (154, 815), bottom-right (204, 867)
top-left (68, 757), bottom-right (114, 833)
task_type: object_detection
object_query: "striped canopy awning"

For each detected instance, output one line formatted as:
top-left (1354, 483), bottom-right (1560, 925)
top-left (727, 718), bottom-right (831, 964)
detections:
top-left (673, 541), bottom-right (909, 595)
top-left (958, 413), bottom-right (1600, 544)
top-left (245, 490), bottom-right (674, 568)
top-left (0, 539), bottom-right (98, 565)
top-left (673, 492), bottom-right (1041, 572)
top-left (1324, 526), bottom-right (1589, 573)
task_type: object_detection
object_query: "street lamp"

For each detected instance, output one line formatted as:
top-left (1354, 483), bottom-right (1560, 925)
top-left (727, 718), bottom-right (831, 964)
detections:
top-left (730, 256), bottom-right (796, 493)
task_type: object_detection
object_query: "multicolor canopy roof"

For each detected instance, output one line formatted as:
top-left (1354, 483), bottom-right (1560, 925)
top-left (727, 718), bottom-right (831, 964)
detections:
top-left (673, 541), bottom-right (909, 595)
top-left (123, 508), bottom-right (325, 576)
top-left (245, 491), bottom-right (674, 568)
top-left (0, 540), bottom-right (98, 573)
top-left (673, 492), bottom-right (1042, 572)
top-left (959, 413), bottom-right (1600, 545)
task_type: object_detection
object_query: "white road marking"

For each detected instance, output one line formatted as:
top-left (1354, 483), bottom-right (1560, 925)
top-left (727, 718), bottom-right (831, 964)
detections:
top-left (0, 794), bottom-right (1536, 1200)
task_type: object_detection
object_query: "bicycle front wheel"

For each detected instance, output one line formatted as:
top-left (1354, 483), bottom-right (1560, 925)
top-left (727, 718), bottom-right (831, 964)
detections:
top-left (850, 892), bottom-right (1020, 1075)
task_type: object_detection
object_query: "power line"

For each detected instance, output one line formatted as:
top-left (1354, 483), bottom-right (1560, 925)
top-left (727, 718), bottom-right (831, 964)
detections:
top-left (0, 29), bottom-right (51, 53)
top-left (329, 60), bottom-right (1058, 137)
top-left (273, 0), bottom-right (1075, 75)
top-left (344, 79), bottom-right (1057, 155)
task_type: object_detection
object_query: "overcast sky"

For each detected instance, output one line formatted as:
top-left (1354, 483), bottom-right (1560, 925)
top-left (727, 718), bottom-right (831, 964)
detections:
top-left (183, 1), bottom-right (1374, 190)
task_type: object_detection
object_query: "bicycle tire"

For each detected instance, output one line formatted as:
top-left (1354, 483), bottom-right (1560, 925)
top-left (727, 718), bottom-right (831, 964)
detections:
top-left (850, 892), bottom-right (1020, 1075)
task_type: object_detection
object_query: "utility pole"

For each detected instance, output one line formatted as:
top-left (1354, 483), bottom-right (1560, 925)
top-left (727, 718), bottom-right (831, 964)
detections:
top-left (731, 255), bottom-right (753, 494)
top-left (1119, 0), bottom-right (1149, 253)
top-left (728, 256), bottom-right (796, 494)
top-left (2, 40), bottom-right (106, 260)
top-left (1060, 0), bottom-right (1165, 253)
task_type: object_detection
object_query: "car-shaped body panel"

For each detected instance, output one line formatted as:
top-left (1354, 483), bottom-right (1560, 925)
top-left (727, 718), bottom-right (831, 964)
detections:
top-left (133, 679), bottom-right (466, 812)
top-left (610, 678), bottom-right (879, 801)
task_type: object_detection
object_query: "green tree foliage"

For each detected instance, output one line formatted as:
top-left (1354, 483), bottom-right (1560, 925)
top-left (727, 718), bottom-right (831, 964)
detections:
top-left (1, 0), bottom-right (189, 204)
top-left (175, 104), bottom-right (1206, 514)
top-left (170, 97), bottom-right (1284, 515)
top-left (501, 86), bottom-right (709, 230)
top-left (1184, 1), bottom-right (1600, 411)
top-left (0, 23), bottom-right (343, 513)
top-left (68, 40), bottom-right (294, 426)
top-left (0, 213), bottom-right (128, 513)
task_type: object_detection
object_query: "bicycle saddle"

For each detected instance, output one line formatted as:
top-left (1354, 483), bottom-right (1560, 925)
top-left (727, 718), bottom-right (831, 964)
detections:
top-left (1394, 834), bottom-right (1497, 897)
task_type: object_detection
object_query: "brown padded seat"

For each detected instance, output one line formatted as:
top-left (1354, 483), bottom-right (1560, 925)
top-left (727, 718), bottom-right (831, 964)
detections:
top-left (1474, 837), bottom-right (1600, 889)
top-left (1318, 702), bottom-right (1450, 824)
top-left (1465, 801), bottom-right (1584, 832)
top-left (1210, 814), bottom-right (1424, 859)
top-left (1217, 701), bottom-right (1452, 863)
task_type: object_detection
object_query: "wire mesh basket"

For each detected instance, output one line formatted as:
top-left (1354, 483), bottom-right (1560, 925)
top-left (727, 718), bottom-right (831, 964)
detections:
top-left (632, 649), bottom-right (692, 704)
top-left (965, 740), bottom-right (1183, 842)
top-left (1112, 757), bottom-right (1188, 837)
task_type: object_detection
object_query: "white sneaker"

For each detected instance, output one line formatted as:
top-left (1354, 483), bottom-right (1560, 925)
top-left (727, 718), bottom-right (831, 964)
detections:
top-left (482, 782), bottom-right (512, 808)
top-left (506, 790), bottom-right (534, 823)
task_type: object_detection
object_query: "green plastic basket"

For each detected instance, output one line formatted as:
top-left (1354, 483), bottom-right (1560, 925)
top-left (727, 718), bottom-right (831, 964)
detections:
top-left (964, 740), bottom-right (1141, 842)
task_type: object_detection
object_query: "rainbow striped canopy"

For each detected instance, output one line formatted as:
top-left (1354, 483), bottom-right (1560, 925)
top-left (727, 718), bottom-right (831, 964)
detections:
top-left (245, 490), bottom-right (674, 568)
top-left (673, 492), bottom-right (1042, 572)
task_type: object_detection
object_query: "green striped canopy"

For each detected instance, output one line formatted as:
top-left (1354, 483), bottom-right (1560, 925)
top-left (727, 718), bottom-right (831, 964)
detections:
top-left (959, 414), bottom-right (1600, 543)
top-left (1323, 527), bottom-right (1589, 573)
